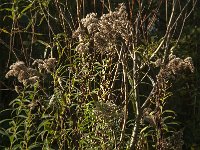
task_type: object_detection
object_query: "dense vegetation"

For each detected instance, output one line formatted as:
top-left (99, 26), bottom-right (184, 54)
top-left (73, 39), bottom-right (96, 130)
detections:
top-left (0, 0), bottom-right (199, 149)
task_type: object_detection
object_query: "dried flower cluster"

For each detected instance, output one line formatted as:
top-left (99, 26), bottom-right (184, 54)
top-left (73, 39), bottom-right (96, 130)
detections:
top-left (142, 55), bottom-right (194, 149)
top-left (75, 42), bottom-right (89, 54)
top-left (81, 13), bottom-right (99, 34)
top-left (73, 3), bottom-right (132, 55)
top-left (5, 58), bottom-right (57, 86)
top-left (151, 55), bottom-right (194, 119)
top-left (32, 58), bottom-right (57, 72)
top-left (5, 61), bottom-right (39, 85)
top-left (157, 55), bottom-right (194, 81)
top-left (168, 55), bottom-right (194, 74)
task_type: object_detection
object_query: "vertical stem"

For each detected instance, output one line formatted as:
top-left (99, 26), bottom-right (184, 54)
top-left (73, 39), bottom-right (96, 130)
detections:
top-left (119, 54), bottom-right (128, 147)
top-left (129, 50), bottom-right (140, 150)
top-left (133, 50), bottom-right (139, 115)
top-left (129, 3), bottom-right (140, 148)
top-left (76, 0), bottom-right (82, 27)
top-left (82, 0), bottom-right (85, 18)
top-left (93, 0), bottom-right (96, 12)
top-left (163, 0), bottom-right (176, 64)
top-left (108, 0), bottom-right (111, 11)
top-left (166, 0), bottom-right (168, 23)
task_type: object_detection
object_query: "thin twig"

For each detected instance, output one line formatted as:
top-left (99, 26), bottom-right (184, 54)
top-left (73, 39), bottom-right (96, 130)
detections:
top-left (118, 45), bottom-right (128, 148)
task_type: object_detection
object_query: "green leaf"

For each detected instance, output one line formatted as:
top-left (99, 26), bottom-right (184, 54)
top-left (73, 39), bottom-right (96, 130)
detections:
top-left (28, 142), bottom-right (41, 149)
top-left (36, 40), bottom-right (51, 48)
top-left (0, 119), bottom-right (12, 125)
top-left (18, 3), bottom-right (33, 18)
top-left (9, 98), bottom-right (21, 106)
top-left (0, 28), bottom-right (10, 34)
top-left (12, 144), bottom-right (23, 150)
top-left (0, 128), bottom-right (8, 136)
top-left (38, 119), bottom-right (51, 131)
top-left (140, 125), bottom-right (151, 133)
top-left (162, 110), bottom-right (176, 115)
top-left (17, 115), bottom-right (27, 119)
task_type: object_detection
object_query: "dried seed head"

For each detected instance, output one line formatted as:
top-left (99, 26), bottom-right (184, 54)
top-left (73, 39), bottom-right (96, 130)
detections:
top-left (9, 61), bottom-right (26, 71)
top-left (81, 13), bottom-right (98, 28)
top-left (32, 59), bottom-right (44, 66)
top-left (157, 55), bottom-right (195, 81)
top-left (6, 60), bottom-right (41, 86)
top-left (87, 23), bottom-right (99, 34)
top-left (169, 54), bottom-right (176, 61)
top-left (155, 58), bottom-right (162, 67)
top-left (27, 68), bottom-right (39, 76)
top-left (44, 58), bottom-right (57, 72)
top-left (72, 27), bottom-right (86, 42)
top-left (26, 76), bottom-right (40, 85)
top-left (5, 70), bottom-right (15, 78)
top-left (73, 3), bottom-right (132, 55)
top-left (33, 58), bottom-right (57, 72)
top-left (184, 57), bottom-right (194, 73)
top-left (76, 42), bottom-right (89, 54)
top-left (18, 70), bottom-right (29, 83)
top-left (6, 61), bottom-right (27, 79)
top-left (81, 13), bottom-right (99, 35)
top-left (94, 32), bottom-right (107, 49)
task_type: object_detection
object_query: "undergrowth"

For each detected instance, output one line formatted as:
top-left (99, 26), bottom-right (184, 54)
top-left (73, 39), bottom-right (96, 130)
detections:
top-left (0, 0), bottom-right (196, 149)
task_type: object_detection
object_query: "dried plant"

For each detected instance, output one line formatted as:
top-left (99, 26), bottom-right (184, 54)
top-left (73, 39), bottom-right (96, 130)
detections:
top-left (5, 61), bottom-right (40, 86)
top-left (73, 3), bottom-right (132, 56)
top-left (32, 58), bottom-right (57, 73)
top-left (0, 1), bottom-right (197, 150)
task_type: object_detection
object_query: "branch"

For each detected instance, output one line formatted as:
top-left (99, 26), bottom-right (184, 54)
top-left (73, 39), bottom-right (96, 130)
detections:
top-left (129, 85), bottom-right (156, 149)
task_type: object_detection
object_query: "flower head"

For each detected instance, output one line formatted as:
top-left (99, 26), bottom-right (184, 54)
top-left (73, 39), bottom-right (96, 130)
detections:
top-left (6, 60), bottom-right (41, 86)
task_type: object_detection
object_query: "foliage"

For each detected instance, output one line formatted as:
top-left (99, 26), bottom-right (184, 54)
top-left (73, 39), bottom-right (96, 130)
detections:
top-left (0, 0), bottom-right (199, 149)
